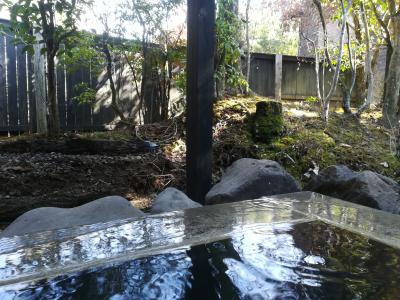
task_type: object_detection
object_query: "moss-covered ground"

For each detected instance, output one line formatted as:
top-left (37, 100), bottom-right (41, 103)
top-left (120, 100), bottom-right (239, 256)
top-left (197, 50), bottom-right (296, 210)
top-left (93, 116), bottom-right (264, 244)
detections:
top-left (213, 96), bottom-right (400, 185)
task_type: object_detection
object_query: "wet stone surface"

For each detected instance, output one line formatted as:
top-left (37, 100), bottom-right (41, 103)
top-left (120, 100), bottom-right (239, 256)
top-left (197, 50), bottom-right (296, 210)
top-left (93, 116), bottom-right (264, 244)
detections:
top-left (0, 192), bottom-right (400, 299)
top-left (2, 221), bottom-right (400, 299)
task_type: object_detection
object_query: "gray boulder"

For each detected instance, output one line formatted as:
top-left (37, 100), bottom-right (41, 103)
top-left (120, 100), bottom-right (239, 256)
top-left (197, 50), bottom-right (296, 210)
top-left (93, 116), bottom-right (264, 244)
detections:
top-left (206, 158), bottom-right (301, 205)
top-left (0, 196), bottom-right (145, 238)
top-left (150, 187), bottom-right (202, 214)
top-left (304, 165), bottom-right (400, 214)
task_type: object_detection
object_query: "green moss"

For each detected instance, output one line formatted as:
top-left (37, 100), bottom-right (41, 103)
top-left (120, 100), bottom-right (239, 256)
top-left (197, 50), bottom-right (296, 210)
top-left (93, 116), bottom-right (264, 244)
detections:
top-left (252, 114), bottom-right (284, 143)
top-left (213, 97), bottom-right (400, 185)
top-left (251, 101), bottom-right (284, 144)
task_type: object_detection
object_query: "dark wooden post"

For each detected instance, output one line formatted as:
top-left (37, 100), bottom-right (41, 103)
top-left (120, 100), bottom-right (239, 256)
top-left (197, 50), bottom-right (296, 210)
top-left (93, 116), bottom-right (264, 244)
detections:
top-left (186, 0), bottom-right (215, 204)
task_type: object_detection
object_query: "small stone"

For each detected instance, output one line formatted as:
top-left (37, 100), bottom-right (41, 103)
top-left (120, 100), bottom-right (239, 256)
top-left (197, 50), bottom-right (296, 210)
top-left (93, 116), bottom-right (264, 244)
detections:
top-left (339, 143), bottom-right (352, 148)
top-left (380, 162), bottom-right (389, 168)
top-left (150, 188), bottom-right (202, 214)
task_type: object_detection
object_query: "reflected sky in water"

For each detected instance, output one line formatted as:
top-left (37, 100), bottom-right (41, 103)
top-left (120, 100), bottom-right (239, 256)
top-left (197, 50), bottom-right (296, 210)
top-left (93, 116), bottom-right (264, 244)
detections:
top-left (2, 221), bottom-right (400, 299)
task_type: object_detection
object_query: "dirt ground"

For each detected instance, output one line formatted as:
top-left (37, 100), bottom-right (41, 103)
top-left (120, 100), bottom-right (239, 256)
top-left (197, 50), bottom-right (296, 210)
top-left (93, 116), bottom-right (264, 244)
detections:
top-left (0, 151), bottom-right (185, 226)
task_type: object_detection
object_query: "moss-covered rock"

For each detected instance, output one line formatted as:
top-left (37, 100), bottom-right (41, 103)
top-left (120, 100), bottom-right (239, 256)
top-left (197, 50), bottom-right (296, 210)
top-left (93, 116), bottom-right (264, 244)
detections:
top-left (251, 101), bottom-right (283, 143)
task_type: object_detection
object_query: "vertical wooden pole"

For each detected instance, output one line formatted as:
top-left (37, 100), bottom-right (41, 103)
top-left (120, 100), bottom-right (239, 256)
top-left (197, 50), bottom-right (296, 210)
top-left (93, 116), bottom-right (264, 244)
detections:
top-left (186, 0), bottom-right (215, 204)
top-left (275, 54), bottom-right (283, 101)
top-left (33, 32), bottom-right (47, 134)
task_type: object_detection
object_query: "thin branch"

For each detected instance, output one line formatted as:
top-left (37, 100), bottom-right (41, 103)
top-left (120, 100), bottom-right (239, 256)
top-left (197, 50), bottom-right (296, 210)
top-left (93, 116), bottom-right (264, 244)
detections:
top-left (301, 32), bottom-right (322, 101)
top-left (370, 0), bottom-right (392, 47)
top-left (346, 22), bottom-right (356, 98)
top-left (313, 0), bottom-right (353, 120)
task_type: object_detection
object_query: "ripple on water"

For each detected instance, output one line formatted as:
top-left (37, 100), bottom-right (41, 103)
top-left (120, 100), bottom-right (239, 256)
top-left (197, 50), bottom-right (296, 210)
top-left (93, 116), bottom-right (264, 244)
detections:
top-left (1, 221), bottom-right (400, 299)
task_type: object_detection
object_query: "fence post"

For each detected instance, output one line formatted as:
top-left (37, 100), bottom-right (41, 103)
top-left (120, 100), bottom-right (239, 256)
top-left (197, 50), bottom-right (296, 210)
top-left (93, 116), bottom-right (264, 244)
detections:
top-left (186, 0), bottom-right (215, 204)
top-left (275, 54), bottom-right (283, 101)
top-left (33, 32), bottom-right (47, 134)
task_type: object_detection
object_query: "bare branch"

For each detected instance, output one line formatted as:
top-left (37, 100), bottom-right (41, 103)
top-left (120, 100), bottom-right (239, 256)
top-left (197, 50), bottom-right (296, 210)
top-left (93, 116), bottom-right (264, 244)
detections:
top-left (370, 0), bottom-right (392, 46)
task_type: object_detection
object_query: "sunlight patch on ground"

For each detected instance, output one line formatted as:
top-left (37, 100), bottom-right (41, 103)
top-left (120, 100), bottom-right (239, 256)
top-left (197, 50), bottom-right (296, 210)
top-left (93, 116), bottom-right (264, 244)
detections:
top-left (285, 108), bottom-right (319, 118)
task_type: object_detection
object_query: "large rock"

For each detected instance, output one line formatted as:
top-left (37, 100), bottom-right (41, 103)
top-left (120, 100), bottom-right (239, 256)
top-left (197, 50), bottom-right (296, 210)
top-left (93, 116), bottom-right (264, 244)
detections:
top-left (304, 165), bottom-right (400, 214)
top-left (206, 158), bottom-right (301, 205)
top-left (150, 188), bottom-right (202, 214)
top-left (0, 196), bottom-right (145, 238)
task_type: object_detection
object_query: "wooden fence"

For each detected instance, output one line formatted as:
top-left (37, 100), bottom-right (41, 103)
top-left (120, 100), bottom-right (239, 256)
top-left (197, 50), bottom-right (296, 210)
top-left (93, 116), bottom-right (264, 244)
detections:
top-left (0, 18), bottom-right (120, 134)
top-left (0, 24), bottom-right (34, 133)
top-left (247, 53), bottom-right (342, 100)
top-left (1, 19), bottom-right (345, 134)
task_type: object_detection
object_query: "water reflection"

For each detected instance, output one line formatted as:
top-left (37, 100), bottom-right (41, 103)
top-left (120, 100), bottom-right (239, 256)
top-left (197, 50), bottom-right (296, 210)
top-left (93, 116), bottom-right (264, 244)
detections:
top-left (1, 250), bottom-right (192, 300)
top-left (0, 198), bottom-right (306, 285)
top-left (1, 192), bottom-right (400, 299)
top-left (2, 221), bottom-right (400, 299)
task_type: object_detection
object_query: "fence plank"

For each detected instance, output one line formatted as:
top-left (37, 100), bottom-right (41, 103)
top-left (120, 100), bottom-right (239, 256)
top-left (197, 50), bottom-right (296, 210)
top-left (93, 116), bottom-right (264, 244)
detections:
top-left (249, 57), bottom-right (274, 97)
top-left (66, 72), bottom-right (77, 131)
top-left (27, 53), bottom-right (36, 133)
top-left (282, 61), bottom-right (298, 97)
top-left (76, 68), bottom-right (93, 130)
top-left (92, 70), bottom-right (106, 130)
top-left (6, 37), bottom-right (18, 130)
top-left (93, 70), bottom-right (116, 130)
top-left (17, 44), bottom-right (28, 127)
top-left (0, 36), bottom-right (7, 130)
top-left (74, 70), bottom-right (85, 130)
top-left (57, 60), bottom-right (67, 130)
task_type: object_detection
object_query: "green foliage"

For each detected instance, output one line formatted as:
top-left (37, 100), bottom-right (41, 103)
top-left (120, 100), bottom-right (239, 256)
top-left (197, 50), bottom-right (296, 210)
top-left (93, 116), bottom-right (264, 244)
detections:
top-left (252, 26), bottom-right (299, 55)
top-left (120, 0), bottom-right (184, 40)
top-left (59, 31), bottom-right (102, 75)
top-left (3, 0), bottom-right (92, 56)
top-left (305, 96), bottom-right (319, 103)
top-left (216, 0), bottom-right (247, 93)
top-left (174, 71), bottom-right (186, 95)
top-left (73, 82), bottom-right (96, 106)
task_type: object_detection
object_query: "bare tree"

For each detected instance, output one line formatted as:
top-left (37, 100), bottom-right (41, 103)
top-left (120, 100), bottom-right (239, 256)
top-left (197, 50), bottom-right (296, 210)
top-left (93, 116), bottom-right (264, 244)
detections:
top-left (245, 0), bottom-right (251, 91)
top-left (356, 0), bottom-right (374, 116)
top-left (313, 0), bottom-right (353, 121)
top-left (101, 41), bottom-right (127, 122)
top-left (340, 21), bottom-right (356, 114)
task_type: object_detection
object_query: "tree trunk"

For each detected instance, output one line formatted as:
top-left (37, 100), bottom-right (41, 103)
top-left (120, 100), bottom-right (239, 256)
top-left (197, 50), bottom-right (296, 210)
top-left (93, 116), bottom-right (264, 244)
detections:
top-left (38, 0), bottom-right (60, 135)
top-left (313, 0), bottom-right (351, 121)
top-left (357, 1), bottom-right (374, 116)
top-left (352, 11), bottom-right (365, 106)
top-left (141, 51), bottom-right (157, 123)
top-left (342, 23), bottom-right (356, 114)
top-left (341, 86), bottom-right (352, 113)
top-left (382, 15), bottom-right (400, 128)
top-left (245, 0), bottom-right (251, 92)
top-left (103, 43), bottom-right (126, 122)
top-left (383, 44), bottom-right (394, 105)
top-left (46, 53), bottom-right (60, 135)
